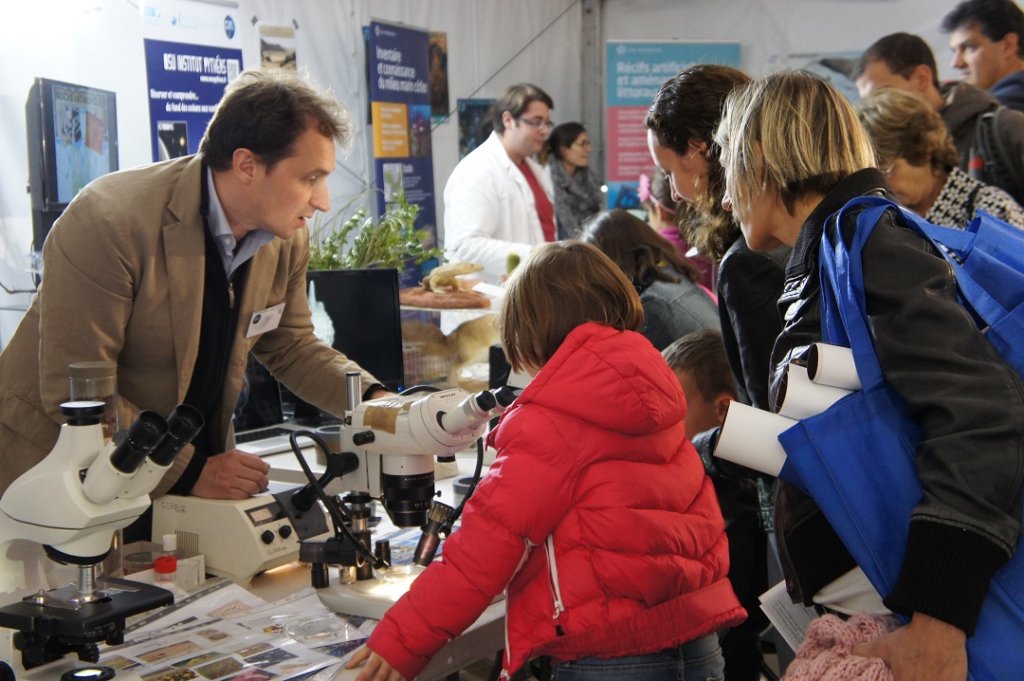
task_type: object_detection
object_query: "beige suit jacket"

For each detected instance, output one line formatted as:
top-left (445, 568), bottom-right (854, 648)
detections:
top-left (0, 155), bottom-right (376, 497)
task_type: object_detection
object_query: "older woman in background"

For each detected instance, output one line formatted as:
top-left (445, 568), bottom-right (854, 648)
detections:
top-left (856, 87), bottom-right (1024, 227)
top-left (542, 122), bottom-right (603, 238)
top-left (582, 209), bottom-right (718, 351)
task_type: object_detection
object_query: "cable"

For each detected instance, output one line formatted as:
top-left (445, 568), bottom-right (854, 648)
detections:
top-left (286, 430), bottom-right (382, 568)
top-left (398, 384), bottom-right (441, 396)
top-left (450, 435), bottom-right (486, 524)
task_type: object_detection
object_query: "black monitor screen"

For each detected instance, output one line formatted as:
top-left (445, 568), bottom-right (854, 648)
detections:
top-left (306, 268), bottom-right (405, 391)
top-left (26, 77), bottom-right (118, 251)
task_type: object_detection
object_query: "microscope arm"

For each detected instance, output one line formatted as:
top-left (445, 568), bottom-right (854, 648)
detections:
top-left (0, 404), bottom-right (203, 565)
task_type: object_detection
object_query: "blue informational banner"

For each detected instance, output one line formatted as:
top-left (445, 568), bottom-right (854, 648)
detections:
top-left (140, 0), bottom-right (243, 162)
top-left (367, 21), bottom-right (437, 283)
top-left (143, 39), bottom-right (242, 161)
top-left (604, 41), bottom-right (740, 210)
top-left (605, 42), bottom-right (741, 107)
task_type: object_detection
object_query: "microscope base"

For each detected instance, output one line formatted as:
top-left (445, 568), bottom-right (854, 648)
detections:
top-left (0, 577), bottom-right (172, 671)
top-left (315, 565), bottom-right (425, 620)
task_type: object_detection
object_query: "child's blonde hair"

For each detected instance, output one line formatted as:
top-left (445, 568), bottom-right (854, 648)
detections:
top-left (499, 241), bottom-right (644, 372)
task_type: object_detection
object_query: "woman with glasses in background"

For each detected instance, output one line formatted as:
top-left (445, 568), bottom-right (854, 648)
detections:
top-left (541, 122), bottom-right (603, 239)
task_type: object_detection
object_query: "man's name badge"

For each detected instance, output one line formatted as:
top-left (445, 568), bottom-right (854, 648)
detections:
top-left (245, 303), bottom-right (285, 338)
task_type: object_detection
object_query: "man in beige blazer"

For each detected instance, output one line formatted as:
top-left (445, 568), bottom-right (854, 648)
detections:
top-left (0, 70), bottom-right (387, 517)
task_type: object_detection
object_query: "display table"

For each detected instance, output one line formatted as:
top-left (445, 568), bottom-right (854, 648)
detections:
top-left (246, 562), bottom-right (504, 681)
top-left (259, 450), bottom-right (504, 681)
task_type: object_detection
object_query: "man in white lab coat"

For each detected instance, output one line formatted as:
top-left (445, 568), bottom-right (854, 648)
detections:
top-left (443, 83), bottom-right (556, 282)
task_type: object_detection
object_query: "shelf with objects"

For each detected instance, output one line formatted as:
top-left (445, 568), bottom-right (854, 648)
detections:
top-left (398, 260), bottom-right (500, 393)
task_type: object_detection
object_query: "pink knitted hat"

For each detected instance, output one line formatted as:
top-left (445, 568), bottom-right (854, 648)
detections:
top-left (782, 614), bottom-right (900, 681)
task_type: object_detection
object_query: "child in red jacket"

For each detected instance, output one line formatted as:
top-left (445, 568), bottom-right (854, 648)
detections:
top-left (347, 241), bottom-right (743, 681)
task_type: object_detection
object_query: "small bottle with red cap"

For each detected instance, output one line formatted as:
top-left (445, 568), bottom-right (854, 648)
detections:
top-left (153, 534), bottom-right (178, 584)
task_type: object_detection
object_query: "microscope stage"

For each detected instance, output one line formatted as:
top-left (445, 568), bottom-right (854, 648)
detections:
top-left (0, 577), bottom-right (172, 651)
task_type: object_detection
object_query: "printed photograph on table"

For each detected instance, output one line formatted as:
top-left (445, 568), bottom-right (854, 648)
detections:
top-left (142, 668), bottom-right (199, 681)
top-left (195, 655), bottom-right (245, 678)
top-left (103, 654), bottom-right (142, 670)
top-left (172, 651), bottom-right (225, 668)
top-left (225, 670), bottom-right (275, 681)
top-left (243, 646), bottom-right (297, 666)
top-left (234, 642), bottom-right (272, 658)
top-left (138, 640), bottom-right (204, 664)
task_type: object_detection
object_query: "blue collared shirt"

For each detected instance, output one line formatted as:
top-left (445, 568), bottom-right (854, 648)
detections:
top-left (205, 169), bottom-right (275, 278)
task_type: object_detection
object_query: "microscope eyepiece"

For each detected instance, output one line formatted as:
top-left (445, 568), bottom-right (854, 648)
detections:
top-left (109, 411), bottom-right (167, 475)
top-left (491, 386), bottom-right (517, 409)
top-left (474, 390), bottom-right (497, 413)
top-left (149, 404), bottom-right (204, 466)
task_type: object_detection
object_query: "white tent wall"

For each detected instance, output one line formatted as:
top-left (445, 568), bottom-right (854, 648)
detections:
top-left (0, 0), bottom-right (968, 345)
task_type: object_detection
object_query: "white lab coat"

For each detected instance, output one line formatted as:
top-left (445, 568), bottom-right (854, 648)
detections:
top-left (442, 131), bottom-right (552, 282)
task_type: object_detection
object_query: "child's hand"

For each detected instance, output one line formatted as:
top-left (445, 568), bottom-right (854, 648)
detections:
top-left (345, 645), bottom-right (408, 681)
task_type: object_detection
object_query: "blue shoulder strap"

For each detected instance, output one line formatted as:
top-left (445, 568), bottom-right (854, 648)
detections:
top-left (818, 197), bottom-right (892, 390)
top-left (831, 195), bottom-right (1024, 378)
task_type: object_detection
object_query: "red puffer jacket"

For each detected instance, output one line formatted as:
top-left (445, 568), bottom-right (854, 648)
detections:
top-left (367, 322), bottom-right (744, 679)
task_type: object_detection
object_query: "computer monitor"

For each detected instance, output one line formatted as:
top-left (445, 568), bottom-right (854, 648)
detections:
top-left (306, 268), bottom-right (405, 391)
top-left (247, 268), bottom-right (405, 425)
top-left (25, 77), bottom-right (119, 252)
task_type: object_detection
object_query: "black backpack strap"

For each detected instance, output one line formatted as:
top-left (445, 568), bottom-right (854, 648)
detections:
top-left (978, 106), bottom-right (1024, 203)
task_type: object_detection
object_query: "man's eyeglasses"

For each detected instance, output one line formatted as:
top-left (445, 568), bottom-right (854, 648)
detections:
top-left (518, 116), bottom-right (554, 131)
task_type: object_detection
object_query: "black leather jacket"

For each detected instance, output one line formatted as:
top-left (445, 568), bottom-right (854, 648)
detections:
top-left (718, 238), bottom-right (789, 411)
top-left (771, 169), bottom-right (1024, 635)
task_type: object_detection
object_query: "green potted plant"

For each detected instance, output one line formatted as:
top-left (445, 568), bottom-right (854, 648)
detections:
top-left (307, 189), bottom-right (441, 272)
top-left (300, 188), bottom-right (443, 402)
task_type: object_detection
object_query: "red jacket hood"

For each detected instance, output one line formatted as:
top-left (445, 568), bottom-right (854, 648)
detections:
top-left (514, 322), bottom-right (685, 437)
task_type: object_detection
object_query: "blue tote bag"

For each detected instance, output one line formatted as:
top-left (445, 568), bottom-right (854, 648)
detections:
top-left (776, 195), bottom-right (1024, 681)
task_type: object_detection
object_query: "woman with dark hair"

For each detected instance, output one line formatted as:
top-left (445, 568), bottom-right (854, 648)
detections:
top-left (582, 209), bottom-right (717, 351)
top-left (542, 122), bottom-right (603, 239)
top-left (646, 63), bottom-right (785, 411)
top-left (646, 64), bottom-right (780, 681)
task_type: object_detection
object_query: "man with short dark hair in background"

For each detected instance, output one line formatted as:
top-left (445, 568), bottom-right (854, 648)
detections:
top-left (855, 31), bottom-right (1024, 199)
top-left (942, 0), bottom-right (1024, 110)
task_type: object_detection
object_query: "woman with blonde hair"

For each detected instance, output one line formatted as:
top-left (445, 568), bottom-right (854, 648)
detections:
top-left (715, 69), bottom-right (1024, 681)
top-left (855, 87), bottom-right (1024, 227)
